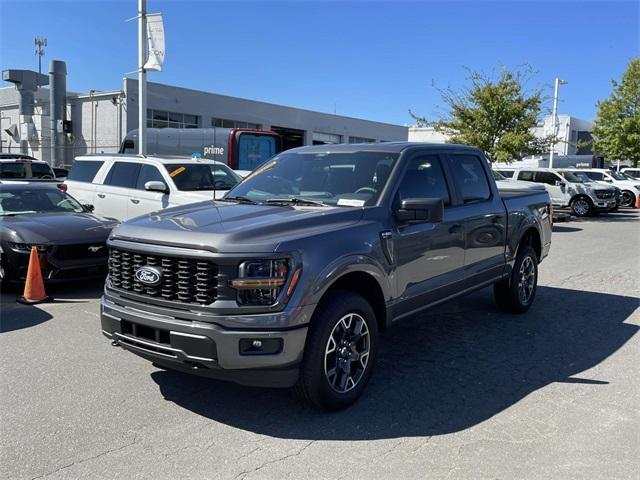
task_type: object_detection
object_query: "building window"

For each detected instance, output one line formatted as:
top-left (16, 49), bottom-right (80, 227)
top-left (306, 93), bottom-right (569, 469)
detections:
top-left (212, 118), bottom-right (260, 129)
top-left (348, 136), bottom-right (376, 143)
top-left (146, 109), bottom-right (199, 128)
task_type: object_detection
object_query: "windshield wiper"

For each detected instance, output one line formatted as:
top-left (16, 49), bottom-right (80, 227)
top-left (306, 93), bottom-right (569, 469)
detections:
top-left (219, 195), bottom-right (259, 204)
top-left (265, 197), bottom-right (329, 207)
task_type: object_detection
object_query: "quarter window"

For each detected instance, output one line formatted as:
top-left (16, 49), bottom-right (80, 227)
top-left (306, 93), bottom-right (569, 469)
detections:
top-left (397, 155), bottom-right (450, 205)
top-left (67, 160), bottom-right (104, 182)
top-left (30, 163), bottom-right (55, 178)
top-left (452, 155), bottom-right (491, 203)
top-left (0, 163), bottom-right (27, 179)
top-left (104, 162), bottom-right (141, 189)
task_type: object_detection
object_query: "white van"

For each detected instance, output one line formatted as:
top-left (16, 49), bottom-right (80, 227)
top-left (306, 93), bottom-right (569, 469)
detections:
top-left (65, 155), bottom-right (242, 221)
top-left (495, 167), bottom-right (617, 216)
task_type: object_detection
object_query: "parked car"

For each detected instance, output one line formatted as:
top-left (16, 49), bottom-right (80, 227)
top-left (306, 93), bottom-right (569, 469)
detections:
top-left (491, 169), bottom-right (546, 192)
top-left (53, 167), bottom-right (69, 180)
top-left (65, 155), bottom-right (243, 221)
top-left (0, 183), bottom-right (118, 285)
top-left (559, 169), bottom-right (622, 210)
top-left (101, 142), bottom-right (552, 410)
top-left (495, 167), bottom-right (616, 216)
top-left (620, 168), bottom-right (640, 179)
top-left (576, 168), bottom-right (640, 207)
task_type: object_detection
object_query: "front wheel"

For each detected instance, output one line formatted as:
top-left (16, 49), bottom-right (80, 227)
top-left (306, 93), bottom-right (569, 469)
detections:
top-left (620, 190), bottom-right (636, 208)
top-left (295, 291), bottom-right (378, 410)
top-left (494, 244), bottom-right (538, 314)
top-left (570, 196), bottom-right (593, 217)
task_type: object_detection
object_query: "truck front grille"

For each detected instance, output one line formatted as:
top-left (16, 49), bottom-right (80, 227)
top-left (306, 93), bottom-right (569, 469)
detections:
top-left (595, 190), bottom-right (614, 199)
top-left (108, 248), bottom-right (218, 305)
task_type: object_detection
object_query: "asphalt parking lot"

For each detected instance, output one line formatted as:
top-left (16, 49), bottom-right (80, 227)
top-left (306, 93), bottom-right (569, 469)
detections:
top-left (1, 210), bottom-right (639, 480)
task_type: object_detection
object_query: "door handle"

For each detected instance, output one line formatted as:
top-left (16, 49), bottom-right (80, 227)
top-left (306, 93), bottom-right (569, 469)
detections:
top-left (97, 193), bottom-right (105, 199)
top-left (449, 224), bottom-right (463, 234)
top-left (130, 198), bottom-right (140, 204)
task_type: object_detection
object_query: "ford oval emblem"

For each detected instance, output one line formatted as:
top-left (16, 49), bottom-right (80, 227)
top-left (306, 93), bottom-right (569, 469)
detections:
top-left (135, 266), bottom-right (162, 286)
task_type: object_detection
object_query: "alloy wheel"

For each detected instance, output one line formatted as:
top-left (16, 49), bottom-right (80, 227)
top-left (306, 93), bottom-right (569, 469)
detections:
top-left (621, 191), bottom-right (635, 207)
top-left (517, 256), bottom-right (536, 305)
top-left (324, 313), bottom-right (370, 393)
top-left (573, 199), bottom-right (590, 216)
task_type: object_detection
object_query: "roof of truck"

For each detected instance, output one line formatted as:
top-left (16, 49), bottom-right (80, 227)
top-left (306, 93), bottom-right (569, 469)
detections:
top-left (285, 142), bottom-right (483, 154)
top-left (74, 154), bottom-right (228, 165)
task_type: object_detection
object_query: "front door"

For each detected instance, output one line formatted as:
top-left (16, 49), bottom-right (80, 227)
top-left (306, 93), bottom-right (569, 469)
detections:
top-left (127, 164), bottom-right (169, 220)
top-left (392, 153), bottom-right (465, 318)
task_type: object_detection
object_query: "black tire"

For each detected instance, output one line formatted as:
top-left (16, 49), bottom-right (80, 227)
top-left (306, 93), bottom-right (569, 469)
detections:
top-left (570, 196), bottom-right (593, 217)
top-left (295, 290), bottom-right (378, 411)
top-left (620, 190), bottom-right (636, 208)
top-left (494, 244), bottom-right (538, 314)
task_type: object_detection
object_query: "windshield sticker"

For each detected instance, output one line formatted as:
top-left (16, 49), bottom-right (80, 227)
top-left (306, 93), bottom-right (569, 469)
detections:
top-left (337, 198), bottom-right (366, 207)
top-left (169, 166), bottom-right (186, 177)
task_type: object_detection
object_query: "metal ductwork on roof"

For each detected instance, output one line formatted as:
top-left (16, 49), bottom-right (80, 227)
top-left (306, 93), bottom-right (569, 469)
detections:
top-left (49, 60), bottom-right (67, 167)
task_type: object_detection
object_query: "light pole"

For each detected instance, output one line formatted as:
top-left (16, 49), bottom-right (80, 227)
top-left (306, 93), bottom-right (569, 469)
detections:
top-left (138, 0), bottom-right (147, 156)
top-left (549, 78), bottom-right (567, 169)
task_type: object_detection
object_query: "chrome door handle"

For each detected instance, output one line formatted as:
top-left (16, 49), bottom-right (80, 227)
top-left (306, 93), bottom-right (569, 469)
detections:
top-left (97, 193), bottom-right (105, 199)
top-left (130, 198), bottom-right (140, 204)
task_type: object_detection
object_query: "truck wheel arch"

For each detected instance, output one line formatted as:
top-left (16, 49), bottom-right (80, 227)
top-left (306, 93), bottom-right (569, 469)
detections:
top-left (518, 226), bottom-right (542, 261)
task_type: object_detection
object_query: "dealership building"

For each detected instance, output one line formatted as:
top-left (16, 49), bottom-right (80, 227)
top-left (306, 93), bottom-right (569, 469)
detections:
top-left (0, 76), bottom-right (408, 165)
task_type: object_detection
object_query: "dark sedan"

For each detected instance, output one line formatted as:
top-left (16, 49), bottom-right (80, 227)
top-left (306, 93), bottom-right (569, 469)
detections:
top-left (0, 183), bottom-right (118, 284)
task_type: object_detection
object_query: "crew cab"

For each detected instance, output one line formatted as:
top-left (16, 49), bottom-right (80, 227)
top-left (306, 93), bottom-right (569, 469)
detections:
top-left (65, 154), bottom-right (242, 221)
top-left (495, 167), bottom-right (617, 216)
top-left (575, 168), bottom-right (640, 207)
top-left (100, 143), bottom-right (552, 410)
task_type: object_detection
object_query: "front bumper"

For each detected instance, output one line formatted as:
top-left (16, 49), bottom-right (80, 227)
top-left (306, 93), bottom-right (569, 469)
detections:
top-left (593, 199), bottom-right (617, 211)
top-left (100, 295), bottom-right (311, 388)
top-left (3, 248), bottom-right (108, 283)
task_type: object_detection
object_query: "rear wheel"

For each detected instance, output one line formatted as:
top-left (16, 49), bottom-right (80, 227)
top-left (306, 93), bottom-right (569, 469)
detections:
top-left (494, 244), bottom-right (538, 314)
top-left (295, 290), bottom-right (378, 410)
top-left (570, 196), bottom-right (593, 217)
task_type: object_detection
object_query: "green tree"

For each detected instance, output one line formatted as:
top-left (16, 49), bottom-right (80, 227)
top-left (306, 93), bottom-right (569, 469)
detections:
top-left (593, 58), bottom-right (640, 167)
top-left (410, 66), bottom-right (554, 163)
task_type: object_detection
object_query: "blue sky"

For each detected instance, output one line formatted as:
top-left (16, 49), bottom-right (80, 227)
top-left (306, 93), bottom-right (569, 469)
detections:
top-left (1, 1), bottom-right (638, 125)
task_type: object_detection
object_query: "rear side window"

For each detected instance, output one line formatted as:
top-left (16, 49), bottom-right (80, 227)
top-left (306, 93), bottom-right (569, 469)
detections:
top-left (533, 172), bottom-right (559, 185)
top-left (451, 155), bottom-right (491, 203)
top-left (30, 163), bottom-right (55, 178)
top-left (67, 161), bottom-right (104, 182)
top-left (135, 165), bottom-right (165, 190)
top-left (104, 162), bottom-right (141, 189)
top-left (0, 163), bottom-right (27, 179)
top-left (397, 155), bottom-right (450, 205)
top-left (517, 171), bottom-right (535, 182)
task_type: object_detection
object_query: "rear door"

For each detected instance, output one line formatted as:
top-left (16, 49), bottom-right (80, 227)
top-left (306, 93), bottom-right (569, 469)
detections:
top-left (127, 163), bottom-right (170, 219)
top-left (64, 159), bottom-right (105, 205)
top-left (447, 153), bottom-right (507, 285)
top-left (392, 152), bottom-right (466, 318)
top-left (517, 170), bottom-right (567, 205)
top-left (94, 162), bottom-right (141, 220)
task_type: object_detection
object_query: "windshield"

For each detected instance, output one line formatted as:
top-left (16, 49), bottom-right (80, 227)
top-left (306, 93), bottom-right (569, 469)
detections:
top-left (560, 171), bottom-right (586, 183)
top-left (165, 163), bottom-right (218, 191)
top-left (0, 187), bottom-right (85, 216)
top-left (225, 150), bottom-right (400, 206)
top-left (566, 171), bottom-right (594, 183)
top-left (209, 163), bottom-right (241, 190)
top-left (609, 171), bottom-right (627, 181)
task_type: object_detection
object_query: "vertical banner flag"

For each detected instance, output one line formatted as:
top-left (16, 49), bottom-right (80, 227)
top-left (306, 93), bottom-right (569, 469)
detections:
top-left (144, 13), bottom-right (165, 71)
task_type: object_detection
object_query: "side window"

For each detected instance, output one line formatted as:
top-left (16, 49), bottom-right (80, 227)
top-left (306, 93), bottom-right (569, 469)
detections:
top-left (397, 155), bottom-right (450, 205)
top-left (517, 171), bottom-right (535, 182)
top-left (587, 172), bottom-right (603, 181)
top-left (104, 162), bottom-right (141, 189)
top-left (0, 163), bottom-right (27, 179)
top-left (534, 172), bottom-right (559, 185)
top-left (452, 155), bottom-right (491, 202)
top-left (30, 163), bottom-right (55, 178)
top-left (136, 165), bottom-right (165, 190)
top-left (67, 161), bottom-right (104, 182)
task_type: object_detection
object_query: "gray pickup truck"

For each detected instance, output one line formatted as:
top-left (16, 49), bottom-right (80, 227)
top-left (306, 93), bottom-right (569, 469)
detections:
top-left (101, 143), bottom-right (552, 410)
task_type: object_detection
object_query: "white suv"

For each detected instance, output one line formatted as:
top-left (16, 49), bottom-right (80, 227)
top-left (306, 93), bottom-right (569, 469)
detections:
top-left (65, 154), bottom-right (242, 221)
top-left (495, 167), bottom-right (617, 216)
top-left (577, 168), bottom-right (640, 207)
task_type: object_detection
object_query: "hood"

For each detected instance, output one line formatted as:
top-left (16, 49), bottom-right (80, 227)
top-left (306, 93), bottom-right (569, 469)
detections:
top-left (1, 212), bottom-right (118, 244)
top-left (112, 201), bottom-right (364, 253)
top-left (171, 190), bottom-right (230, 204)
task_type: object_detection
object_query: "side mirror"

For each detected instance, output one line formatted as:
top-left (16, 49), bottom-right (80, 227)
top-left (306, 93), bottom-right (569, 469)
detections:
top-left (82, 203), bottom-right (95, 212)
top-left (396, 198), bottom-right (444, 225)
top-left (555, 180), bottom-right (566, 187)
top-left (144, 181), bottom-right (168, 193)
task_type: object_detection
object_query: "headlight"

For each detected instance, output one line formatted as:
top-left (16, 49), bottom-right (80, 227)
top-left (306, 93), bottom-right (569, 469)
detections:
top-left (230, 259), bottom-right (291, 306)
top-left (8, 243), bottom-right (48, 253)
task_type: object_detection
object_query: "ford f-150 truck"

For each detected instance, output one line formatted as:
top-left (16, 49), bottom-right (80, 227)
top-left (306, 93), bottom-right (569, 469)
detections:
top-left (101, 143), bottom-right (552, 410)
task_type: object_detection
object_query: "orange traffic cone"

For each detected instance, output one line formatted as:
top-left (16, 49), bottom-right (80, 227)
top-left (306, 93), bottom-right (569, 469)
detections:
top-left (17, 247), bottom-right (52, 305)
top-left (635, 194), bottom-right (640, 209)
